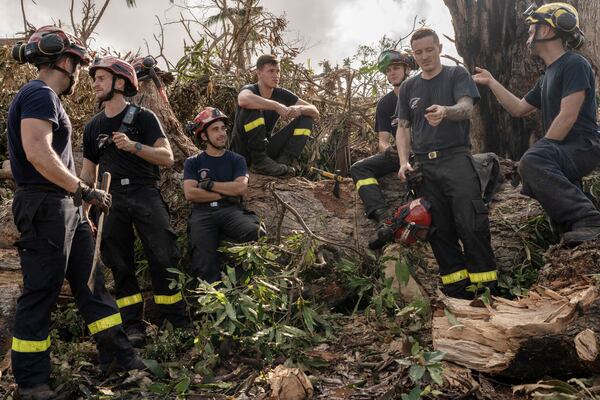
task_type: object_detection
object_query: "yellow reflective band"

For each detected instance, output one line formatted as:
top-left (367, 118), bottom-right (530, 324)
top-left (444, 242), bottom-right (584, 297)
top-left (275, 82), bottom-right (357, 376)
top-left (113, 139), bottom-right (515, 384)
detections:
top-left (244, 117), bottom-right (265, 132)
top-left (12, 336), bottom-right (51, 353)
top-left (293, 128), bottom-right (311, 136)
top-left (441, 269), bottom-right (469, 285)
top-left (88, 313), bottom-right (122, 335)
top-left (356, 177), bottom-right (379, 191)
top-left (116, 293), bottom-right (143, 309)
top-left (154, 292), bottom-right (183, 305)
top-left (469, 270), bottom-right (498, 283)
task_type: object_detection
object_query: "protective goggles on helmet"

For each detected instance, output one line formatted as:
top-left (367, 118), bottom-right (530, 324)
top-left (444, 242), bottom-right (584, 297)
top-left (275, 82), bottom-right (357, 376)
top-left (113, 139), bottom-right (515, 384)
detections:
top-left (186, 107), bottom-right (228, 138)
top-left (377, 50), bottom-right (416, 73)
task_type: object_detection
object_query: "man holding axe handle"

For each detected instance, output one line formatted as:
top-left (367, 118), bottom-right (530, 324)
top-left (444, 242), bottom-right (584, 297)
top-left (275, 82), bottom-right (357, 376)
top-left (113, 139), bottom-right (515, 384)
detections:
top-left (81, 57), bottom-right (189, 348)
top-left (7, 27), bottom-right (143, 399)
top-left (87, 172), bottom-right (112, 291)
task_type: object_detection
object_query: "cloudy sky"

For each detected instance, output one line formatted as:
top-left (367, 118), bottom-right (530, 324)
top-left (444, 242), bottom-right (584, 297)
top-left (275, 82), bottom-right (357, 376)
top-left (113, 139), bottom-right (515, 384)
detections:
top-left (0, 0), bottom-right (458, 68)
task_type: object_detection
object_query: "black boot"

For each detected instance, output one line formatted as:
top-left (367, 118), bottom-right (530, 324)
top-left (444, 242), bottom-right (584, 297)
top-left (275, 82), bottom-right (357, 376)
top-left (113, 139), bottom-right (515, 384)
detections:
top-left (16, 384), bottom-right (55, 400)
top-left (275, 152), bottom-right (301, 172)
top-left (563, 226), bottom-right (600, 246)
top-left (251, 152), bottom-right (293, 176)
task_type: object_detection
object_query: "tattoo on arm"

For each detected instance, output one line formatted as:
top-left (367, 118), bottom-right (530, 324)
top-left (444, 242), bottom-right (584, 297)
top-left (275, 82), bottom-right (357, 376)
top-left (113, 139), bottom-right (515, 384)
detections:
top-left (444, 96), bottom-right (474, 121)
top-left (397, 119), bottom-right (411, 128)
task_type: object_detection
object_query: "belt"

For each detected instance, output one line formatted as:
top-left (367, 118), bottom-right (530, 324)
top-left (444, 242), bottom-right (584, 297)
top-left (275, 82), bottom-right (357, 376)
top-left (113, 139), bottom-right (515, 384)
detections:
top-left (193, 200), bottom-right (234, 209)
top-left (109, 177), bottom-right (158, 188)
top-left (16, 184), bottom-right (70, 196)
top-left (413, 146), bottom-right (470, 161)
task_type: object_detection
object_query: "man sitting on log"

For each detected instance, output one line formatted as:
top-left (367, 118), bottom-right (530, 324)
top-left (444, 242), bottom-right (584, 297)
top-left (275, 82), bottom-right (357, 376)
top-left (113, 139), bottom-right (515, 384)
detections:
top-left (350, 50), bottom-right (415, 227)
top-left (473, 3), bottom-right (600, 246)
top-left (230, 54), bottom-right (320, 176)
top-left (81, 57), bottom-right (189, 347)
top-left (396, 28), bottom-right (498, 299)
top-left (184, 107), bottom-right (265, 283)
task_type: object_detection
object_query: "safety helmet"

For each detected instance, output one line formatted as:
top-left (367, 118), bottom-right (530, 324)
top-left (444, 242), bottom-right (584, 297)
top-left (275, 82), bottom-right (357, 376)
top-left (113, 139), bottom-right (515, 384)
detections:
top-left (89, 56), bottom-right (139, 96)
top-left (390, 197), bottom-right (432, 245)
top-left (377, 50), bottom-right (416, 73)
top-left (12, 25), bottom-right (90, 66)
top-left (132, 55), bottom-right (158, 80)
top-left (186, 107), bottom-right (229, 139)
top-left (524, 2), bottom-right (584, 49)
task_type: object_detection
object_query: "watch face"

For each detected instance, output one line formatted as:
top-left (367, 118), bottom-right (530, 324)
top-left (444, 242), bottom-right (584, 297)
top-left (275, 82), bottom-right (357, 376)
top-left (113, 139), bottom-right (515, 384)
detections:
top-left (135, 142), bottom-right (142, 151)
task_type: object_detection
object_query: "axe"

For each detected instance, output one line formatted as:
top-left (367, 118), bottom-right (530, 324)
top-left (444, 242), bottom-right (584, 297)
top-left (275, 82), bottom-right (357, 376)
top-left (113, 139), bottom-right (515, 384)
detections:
top-left (87, 171), bottom-right (112, 293)
top-left (310, 166), bottom-right (347, 198)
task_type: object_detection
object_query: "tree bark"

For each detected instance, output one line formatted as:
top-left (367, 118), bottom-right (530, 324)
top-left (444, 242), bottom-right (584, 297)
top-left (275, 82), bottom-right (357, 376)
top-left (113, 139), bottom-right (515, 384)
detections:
top-left (443, 0), bottom-right (600, 159)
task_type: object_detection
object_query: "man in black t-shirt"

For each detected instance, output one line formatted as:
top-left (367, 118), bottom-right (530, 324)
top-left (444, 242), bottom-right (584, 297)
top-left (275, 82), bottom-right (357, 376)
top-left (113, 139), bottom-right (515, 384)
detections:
top-left (474, 3), bottom-right (600, 245)
top-left (350, 50), bottom-right (415, 224)
top-left (396, 28), bottom-right (497, 299)
top-left (231, 54), bottom-right (320, 176)
top-left (7, 27), bottom-right (142, 398)
top-left (184, 107), bottom-right (264, 283)
top-left (81, 57), bottom-right (188, 347)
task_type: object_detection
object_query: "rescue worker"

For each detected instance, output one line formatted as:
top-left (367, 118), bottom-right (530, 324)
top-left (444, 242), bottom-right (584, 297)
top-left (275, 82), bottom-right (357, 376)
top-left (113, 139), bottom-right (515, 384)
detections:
top-left (80, 57), bottom-right (188, 347)
top-left (473, 3), bottom-right (600, 246)
top-left (396, 28), bottom-right (497, 299)
top-left (7, 26), bottom-right (143, 399)
top-left (350, 50), bottom-right (415, 225)
top-left (230, 54), bottom-right (320, 176)
top-left (184, 107), bottom-right (264, 283)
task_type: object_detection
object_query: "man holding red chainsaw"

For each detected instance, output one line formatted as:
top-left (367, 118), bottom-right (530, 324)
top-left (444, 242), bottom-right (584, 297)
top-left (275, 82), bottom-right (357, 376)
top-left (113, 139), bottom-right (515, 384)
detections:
top-left (395, 28), bottom-right (497, 299)
top-left (81, 57), bottom-right (188, 347)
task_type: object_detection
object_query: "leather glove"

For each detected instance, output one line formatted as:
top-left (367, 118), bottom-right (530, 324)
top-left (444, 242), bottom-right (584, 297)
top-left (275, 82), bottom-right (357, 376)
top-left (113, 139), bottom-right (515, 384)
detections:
top-left (406, 162), bottom-right (424, 187)
top-left (73, 182), bottom-right (112, 214)
top-left (199, 179), bottom-right (214, 191)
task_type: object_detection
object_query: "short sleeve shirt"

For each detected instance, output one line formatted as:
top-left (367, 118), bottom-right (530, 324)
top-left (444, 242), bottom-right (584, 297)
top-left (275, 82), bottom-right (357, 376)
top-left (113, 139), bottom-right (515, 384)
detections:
top-left (525, 51), bottom-right (598, 135)
top-left (375, 90), bottom-right (399, 134)
top-left (183, 150), bottom-right (248, 183)
top-left (83, 106), bottom-right (166, 180)
top-left (396, 65), bottom-right (480, 154)
top-left (7, 80), bottom-right (75, 187)
top-left (234, 83), bottom-right (299, 136)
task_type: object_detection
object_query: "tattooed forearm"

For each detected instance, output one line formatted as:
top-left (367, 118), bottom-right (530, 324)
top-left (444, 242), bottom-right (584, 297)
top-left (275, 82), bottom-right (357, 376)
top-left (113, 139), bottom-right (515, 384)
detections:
top-left (444, 96), bottom-right (474, 121)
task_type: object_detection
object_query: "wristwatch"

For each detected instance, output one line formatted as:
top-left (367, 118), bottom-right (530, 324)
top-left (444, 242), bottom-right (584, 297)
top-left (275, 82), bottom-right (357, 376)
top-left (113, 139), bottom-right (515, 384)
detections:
top-left (134, 142), bottom-right (143, 153)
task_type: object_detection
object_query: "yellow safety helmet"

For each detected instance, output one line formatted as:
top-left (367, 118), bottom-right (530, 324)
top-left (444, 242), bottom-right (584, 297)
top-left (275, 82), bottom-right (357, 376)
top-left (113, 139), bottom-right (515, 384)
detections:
top-left (524, 2), bottom-right (579, 32)
top-left (523, 2), bottom-right (584, 49)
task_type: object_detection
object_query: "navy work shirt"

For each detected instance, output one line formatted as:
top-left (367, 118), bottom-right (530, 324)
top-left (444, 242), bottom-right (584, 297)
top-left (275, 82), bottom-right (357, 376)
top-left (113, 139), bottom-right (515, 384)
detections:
top-left (7, 80), bottom-right (75, 187)
top-left (183, 150), bottom-right (248, 183)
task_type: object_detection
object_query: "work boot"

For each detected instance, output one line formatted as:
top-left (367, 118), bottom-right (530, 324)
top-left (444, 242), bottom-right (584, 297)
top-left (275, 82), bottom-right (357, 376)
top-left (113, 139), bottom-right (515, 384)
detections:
top-left (16, 384), bottom-right (55, 400)
top-left (251, 154), bottom-right (293, 176)
top-left (563, 226), bottom-right (600, 246)
top-left (275, 152), bottom-right (301, 173)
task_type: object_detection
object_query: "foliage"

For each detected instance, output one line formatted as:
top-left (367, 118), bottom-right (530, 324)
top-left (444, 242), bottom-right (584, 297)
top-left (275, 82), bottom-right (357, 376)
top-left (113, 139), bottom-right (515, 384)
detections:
top-left (396, 340), bottom-right (445, 399)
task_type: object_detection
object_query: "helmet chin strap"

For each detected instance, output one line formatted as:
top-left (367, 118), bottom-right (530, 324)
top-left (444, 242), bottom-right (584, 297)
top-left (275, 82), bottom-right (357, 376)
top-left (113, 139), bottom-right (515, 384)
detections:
top-left (97, 75), bottom-right (125, 107)
top-left (529, 24), bottom-right (562, 50)
top-left (52, 63), bottom-right (77, 97)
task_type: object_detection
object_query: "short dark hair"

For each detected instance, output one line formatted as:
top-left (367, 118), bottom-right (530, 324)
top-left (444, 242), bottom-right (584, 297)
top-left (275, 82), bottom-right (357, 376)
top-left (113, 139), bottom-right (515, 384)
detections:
top-left (256, 54), bottom-right (279, 70)
top-left (410, 28), bottom-right (440, 45)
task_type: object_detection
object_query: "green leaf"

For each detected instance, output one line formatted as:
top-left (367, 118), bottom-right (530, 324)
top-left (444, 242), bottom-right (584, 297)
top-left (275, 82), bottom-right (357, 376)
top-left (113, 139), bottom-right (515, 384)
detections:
top-left (409, 364), bottom-right (426, 383)
top-left (444, 308), bottom-right (464, 329)
top-left (148, 382), bottom-right (170, 395)
top-left (401, 386), bottom-right (422, 400)
top-left (395, 258), bottom-right (410, 286)
top-left (143, 359), bottom-right (166, 379)
top-left (427, 365), bottom-right (444, 386)
top-left (174, 375), bottom-right (190, 394)
top-left (225, 301), bottom-right (237, 321)
top-left (424, 350), bottom-right (445, 364)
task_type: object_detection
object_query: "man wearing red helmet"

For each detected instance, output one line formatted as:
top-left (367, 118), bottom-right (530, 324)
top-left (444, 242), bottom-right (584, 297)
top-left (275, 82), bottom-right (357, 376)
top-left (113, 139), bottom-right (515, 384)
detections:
top-left (184, 107), bottom-right (264, 282)
top-left (350, 50), bottom-right (415, 227)
top-left (230, 54), bottom-right (320, 176)
top-left (80, 56), bottom-right (188, 347)
top-left (396, 28), bottom-right (497, 299)
top-left (7, 27), bottom-right (143, 399)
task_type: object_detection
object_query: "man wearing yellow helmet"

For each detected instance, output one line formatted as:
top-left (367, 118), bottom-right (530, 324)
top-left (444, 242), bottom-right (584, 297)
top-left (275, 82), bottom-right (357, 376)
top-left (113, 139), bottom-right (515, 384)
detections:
top-left (474, 3), bottom-right (600, 245)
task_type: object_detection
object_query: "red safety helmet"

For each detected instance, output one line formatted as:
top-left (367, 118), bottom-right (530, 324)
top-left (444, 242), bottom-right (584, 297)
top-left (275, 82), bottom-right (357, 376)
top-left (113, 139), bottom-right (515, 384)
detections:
top-left (12, 25), bottom-right (90, 66)
top-left (89, 56), bottom-right (139, 96)
top-left (390, 197), bottom-right (432, 245)
top-left (186, 107), bottom-right (229, 139)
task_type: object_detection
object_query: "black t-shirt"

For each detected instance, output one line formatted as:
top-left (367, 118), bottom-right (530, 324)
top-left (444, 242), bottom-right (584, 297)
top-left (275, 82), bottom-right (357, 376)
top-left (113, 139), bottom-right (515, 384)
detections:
top-left (525, 51), bottom-right (598, 136)
top-left (233, 83), bottom-right (299, 136)
top-left (375, 90), bottom-right (399, 134)
top-left (83, 106), bottom-right (166, 181)
top-left (396, 65), bottom-right (480, 154)
top-left (7, 80), bottom-right (75, 187)
top-left (183, 150), bottom-right (248, 183)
